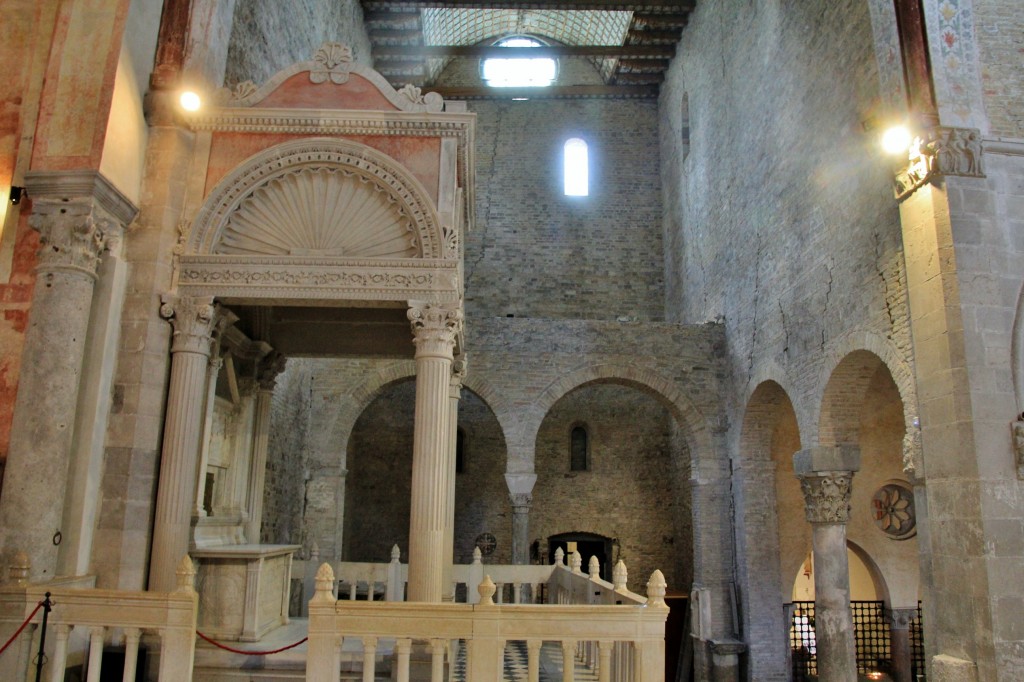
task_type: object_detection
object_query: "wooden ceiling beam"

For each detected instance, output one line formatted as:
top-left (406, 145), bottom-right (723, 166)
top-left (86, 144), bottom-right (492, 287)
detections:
top-left (429, 84), bottom-right (659, 99)
top-left (373, 44), bottom-right (675, 58)
top-left (363, 0), bottom-right (694, 11)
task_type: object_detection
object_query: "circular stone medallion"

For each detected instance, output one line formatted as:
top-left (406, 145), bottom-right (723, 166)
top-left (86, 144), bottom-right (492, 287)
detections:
top-left (475, 532), bottom-right (497, 556)
top-left (871, 482), bottom-right (916, 540)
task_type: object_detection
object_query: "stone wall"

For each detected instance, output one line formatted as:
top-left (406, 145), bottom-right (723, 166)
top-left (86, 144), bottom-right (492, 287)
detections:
top-left (434, 59), bottom-right (665, 322)
top-left (224, 0), bottom-right (373, 87)
top-left (261, 360), bottom-right (312, 545)
top-left (974, 0), bottom-right (1023, 138)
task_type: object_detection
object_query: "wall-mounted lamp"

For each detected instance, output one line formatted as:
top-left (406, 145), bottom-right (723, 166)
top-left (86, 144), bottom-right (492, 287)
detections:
top-left (881, 125), bottom-right (913, 155)
top-left (9, 186), bottom-right (24, 205)
top-left (179, 90), bottom-right (202, 112)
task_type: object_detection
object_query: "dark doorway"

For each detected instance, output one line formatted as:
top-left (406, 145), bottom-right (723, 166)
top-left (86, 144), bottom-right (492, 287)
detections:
top-left (547, 531), bottom-right (613, 581)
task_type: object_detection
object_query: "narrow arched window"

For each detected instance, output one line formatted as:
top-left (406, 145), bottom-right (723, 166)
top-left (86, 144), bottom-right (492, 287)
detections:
top-left (456, 428), bottom-right (466, 473)
top-left (570, 425), bottom-right (589, 471)
top-left (564, 138), bottom-right (589, 197)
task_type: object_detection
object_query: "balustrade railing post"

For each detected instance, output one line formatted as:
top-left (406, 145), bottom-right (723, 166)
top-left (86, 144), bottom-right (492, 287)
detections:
top-left (395, 638), bottom-right (412, 682)
top-left (597, 640), bottom-right (612, 682)
top-left (361, 636), bottom-right (377, 682)
top-left (308, 563), bottom-right (339, 682)
top-left (158, 556), bottom-right (198, 681)
top-left (122, 627), bottom-right (141, 682)
top-left (527, 639), bottom-right (542, 682)
top-left (429, 638), bottom-right (445, 682)
top-left (48, 624), bottom-right (70, 682)
top-left (85, 626), bottom-right (105, 682)
top-left (386, 544), bottom-right (403, 601)
top-left (562, 639), bottom-right (577, 682)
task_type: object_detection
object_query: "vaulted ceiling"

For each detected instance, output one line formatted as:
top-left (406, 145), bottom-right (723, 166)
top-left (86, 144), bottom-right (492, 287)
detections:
top-left (361, 0), bottom-right (697, 99)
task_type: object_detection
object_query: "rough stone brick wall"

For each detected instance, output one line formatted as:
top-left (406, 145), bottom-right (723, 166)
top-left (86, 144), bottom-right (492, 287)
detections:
top-left (261, 361), bottom-right (311, 546)
top-left (433, 60), bottom-right (665, 321)
top-left (223, 0), bottom-right (373, 87)
top-left (531, 384), bottom-right (687, 594)
top-left (974, 0), bottom-right (1024, 138)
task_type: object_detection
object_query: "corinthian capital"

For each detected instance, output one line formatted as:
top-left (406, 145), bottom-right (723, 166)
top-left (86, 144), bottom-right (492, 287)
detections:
top-left (798, 472), bottom-right (854, 524)
top-left (257, 351), bottom-right (288, 391)
top-left (29, 199), bottom-right (112, 276)
top-left (160, 295), bottom-right (234, 356)
top-left (408, 302), bottom-right (462, 359)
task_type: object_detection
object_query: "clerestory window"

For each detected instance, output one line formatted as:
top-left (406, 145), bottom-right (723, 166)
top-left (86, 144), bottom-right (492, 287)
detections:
top-left (570, 425), bottom-right (589, 471)
top-left (482, 37), bottom-right (556, 88)
top-left (564, 138), bottom-right (589, 197)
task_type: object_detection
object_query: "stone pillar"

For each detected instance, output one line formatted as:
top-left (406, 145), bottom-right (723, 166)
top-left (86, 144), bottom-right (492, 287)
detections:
top-left (441, 354), bottom-right (466, 602)
top-left (0, 172), bottom-right (135, 581)
top-left (889, 607), bottom-right (916, 682)
top-left (504, 473), bottom-right (537, 566)
top-left (148, 295), bottom-right (231, 592)
top-left (793, 445), bottom-right (860, 682)
top-left (406, 302), bottom-right (462, 602)
top-left (245, 352), bottom-right (286, 544)
top-left (193, 356), bottom-right (223, 517)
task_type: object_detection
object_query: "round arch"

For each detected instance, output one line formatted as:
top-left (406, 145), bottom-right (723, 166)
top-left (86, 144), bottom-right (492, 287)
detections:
top-left (186, 137), bottom-right (447, 259)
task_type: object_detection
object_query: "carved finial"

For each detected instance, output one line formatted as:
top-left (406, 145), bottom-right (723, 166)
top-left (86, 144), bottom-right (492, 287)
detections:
top-left (645, 570), bottom-right (668, 609)
top-left (588, 556), bottom-right (600, 580)
top-left (570, 550), bottom-right (583, 575)
top-left (175, 555), bottom-right (196, 593)
top-left (613, 560), bottom-right (628, 591)
top-left (391, 544), bottom-right (401, 562)
top-left (314, 563), bottom-right (336, 603)
top-left (472, 546), bottom-right (482, 564)
top-left (309, 542), bottom-right (320, 562)
top-left (477, 575), bottom-right (496, 606)
top-left (8, 551), bottom-right (29, 587)
top-left (554, 547), bottom-right (564, 566)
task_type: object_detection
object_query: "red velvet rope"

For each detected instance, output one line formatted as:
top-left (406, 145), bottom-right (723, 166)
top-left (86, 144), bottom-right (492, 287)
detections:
top-left (0, 601), bottom-right (44, 657)
top-left (196, 630), bottom-right (308, 655)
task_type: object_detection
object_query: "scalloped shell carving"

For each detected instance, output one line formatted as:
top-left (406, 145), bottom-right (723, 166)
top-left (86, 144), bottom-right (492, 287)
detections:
top-left (214, 168), bottom-right (418, 258)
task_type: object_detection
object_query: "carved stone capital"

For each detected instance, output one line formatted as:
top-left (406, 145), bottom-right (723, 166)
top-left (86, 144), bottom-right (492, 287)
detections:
top-left (798, 471), bottom-right (854, 524)
top-left (888, 607), bottom-right (917, 631)
top-left (895, 126), bottom-right (985, 200)
top-left (408, 302), bottom-right (462, 359)
top-left (509, 492), bottom-right (532, 511)
top-left (160, 295), bottom-right (229, 356)
top-left (29, 201), bottom-right (110, 277)
top-left (451, 353), bottom-right (468, 391)
top-left (257, 351), bottom-right (287, 391)
top-left (903, 425), bottom-right (923, 477)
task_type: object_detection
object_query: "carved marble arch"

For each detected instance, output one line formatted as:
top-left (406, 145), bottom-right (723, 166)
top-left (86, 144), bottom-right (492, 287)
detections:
top-left (186, 138), bottom-right (446, 260)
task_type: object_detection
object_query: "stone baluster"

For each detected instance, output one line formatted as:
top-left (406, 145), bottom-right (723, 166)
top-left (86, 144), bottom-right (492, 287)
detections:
top-left (406, 302), bottom-right (462, 602)
top-left (86, 626), bottom-right (106, 682)
top-left (889, 607), bottom-right (917, 682)
top-left (149, 295), bottom-right (233, 592)
top-left (794, 445), bottom-right (860, 682)
top-left (0, 175), bottom-right (134, 580)
top-left (362, 637), bottom-right (378, 682)
top-left (442, 354), bottom-right (466, 602)
top-left (246, 351), bottom-right (286, 543)
top-left (48, 624), bottom-right (71, 682)
top-left (561, 640), bottom-right (577, 682)
top-left (122, 628), bottom-right (142, 681)
top-left (597, 640), bottom-right (612, 682)
top-left (430, 639), bottom-right (446, 681)
top-left (527, 639), bottom-right (542, 682)
top-left (395, 638), bottom-right (412, 682)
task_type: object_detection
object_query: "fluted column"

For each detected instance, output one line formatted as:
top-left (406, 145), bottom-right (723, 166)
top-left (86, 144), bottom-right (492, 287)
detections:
top-left (245, 352), bottom-right (286, 543)
top-left (794, 445), bottom-right (860, 682)
top-left (0, 174), bottom-right (135, 581)
top-left (406, 302), bottom-right (462, 602)
top-left (441, 354), bottom-right (466, 602)
top-left (149, 295), bottom-right (232, 591)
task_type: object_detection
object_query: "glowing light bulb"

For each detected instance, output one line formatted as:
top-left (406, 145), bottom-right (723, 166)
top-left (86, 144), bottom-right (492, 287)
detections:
top-left (179, 91), bottom-right (201, 112)
top-left (881, 125), bottom-right (912, 155)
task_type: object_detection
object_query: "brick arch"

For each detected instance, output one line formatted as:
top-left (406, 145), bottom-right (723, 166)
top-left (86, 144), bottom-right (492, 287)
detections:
top-left (817, 332), bottom-right (918, 467)
top-left (739, 380), bottom-right (802, 464)
top-left (320, 361), bottom-right (516, 468)
top-left (525, 363), bottom-right (718, 468)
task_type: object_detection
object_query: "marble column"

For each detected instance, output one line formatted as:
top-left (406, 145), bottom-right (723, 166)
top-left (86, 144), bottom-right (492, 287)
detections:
top-left (510, 493), bottom-right (532, 565)
top-left (441, 354), bottom-right (466, 602)
top-left (406, 302), bottom-right (462, 602)
top-left (794, 445), bottom-right (860, 682)
top-left (889, 607), bottom-right (917, 682)
top-left (0, 172), bottom-right (135, 581)
top-left (193, 356), bottom-right (223, 517)
top-left (245, 352), bottom-right (286, 544)
top-left (148, 295), bottom-right (231, 592)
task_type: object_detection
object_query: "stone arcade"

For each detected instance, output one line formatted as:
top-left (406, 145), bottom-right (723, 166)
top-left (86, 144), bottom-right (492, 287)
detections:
top-left (0, 0), bottom-right (1021, 681)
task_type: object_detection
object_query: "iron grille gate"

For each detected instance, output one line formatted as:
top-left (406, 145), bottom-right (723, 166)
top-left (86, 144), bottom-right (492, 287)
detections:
top-left (911, 601), bottom-right (926, 680)
top-left (790, 601), bottom-right (909, 680)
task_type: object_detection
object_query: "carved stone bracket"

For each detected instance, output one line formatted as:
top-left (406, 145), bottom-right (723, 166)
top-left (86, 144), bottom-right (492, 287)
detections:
top-left (257, 351), bottom-right (288, 392)
top-left (1013, 421), bottom-right (1024, 480)
top-left (895, 126), bottom-right (985, 200)
top-left (451, 353), bottom-right (468, 390)
top-left (888, 607), bottom-right (917, 631)
top-left (798, 472), bottom-right (854, 524)
top-left (408, 302), bottom-right (463, 358)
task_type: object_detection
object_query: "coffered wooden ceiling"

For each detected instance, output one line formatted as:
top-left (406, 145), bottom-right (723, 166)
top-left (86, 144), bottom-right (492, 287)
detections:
top-left (361, 0), bottom-right (696, 99)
